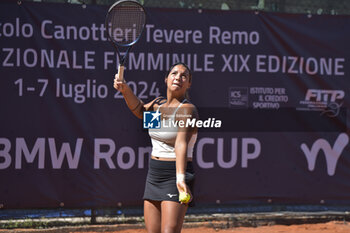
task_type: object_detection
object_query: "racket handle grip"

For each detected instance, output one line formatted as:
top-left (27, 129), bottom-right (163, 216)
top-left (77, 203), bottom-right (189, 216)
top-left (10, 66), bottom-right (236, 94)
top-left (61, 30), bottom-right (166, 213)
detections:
top-left (118, 64), bottom-right (125, 82)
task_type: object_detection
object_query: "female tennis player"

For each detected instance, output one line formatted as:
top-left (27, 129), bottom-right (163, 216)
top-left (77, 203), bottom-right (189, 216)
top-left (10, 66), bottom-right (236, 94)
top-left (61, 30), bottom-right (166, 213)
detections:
top-left (114, 62), bottom-right (198, 233)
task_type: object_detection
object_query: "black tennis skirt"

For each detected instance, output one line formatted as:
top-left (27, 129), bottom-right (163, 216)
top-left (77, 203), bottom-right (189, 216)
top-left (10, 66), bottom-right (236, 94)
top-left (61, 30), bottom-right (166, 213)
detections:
top-left (143, 158), bottom-right (195, 204)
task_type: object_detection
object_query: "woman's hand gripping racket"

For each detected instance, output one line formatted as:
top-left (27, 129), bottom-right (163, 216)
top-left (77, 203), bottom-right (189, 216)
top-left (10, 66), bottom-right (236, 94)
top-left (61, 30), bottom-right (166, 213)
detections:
top-left (105, 0), bottom-right (146, 83)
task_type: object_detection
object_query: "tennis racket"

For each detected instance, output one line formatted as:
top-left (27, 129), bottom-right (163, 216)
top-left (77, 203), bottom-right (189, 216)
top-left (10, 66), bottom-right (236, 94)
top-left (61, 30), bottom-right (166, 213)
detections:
top-left (105, 0), bottom-right (146, 81)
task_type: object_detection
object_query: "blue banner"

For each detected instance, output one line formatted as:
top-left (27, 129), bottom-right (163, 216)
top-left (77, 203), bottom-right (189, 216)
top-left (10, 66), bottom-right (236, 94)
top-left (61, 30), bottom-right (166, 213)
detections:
top-left (0, 2), bottom-right (349, 208)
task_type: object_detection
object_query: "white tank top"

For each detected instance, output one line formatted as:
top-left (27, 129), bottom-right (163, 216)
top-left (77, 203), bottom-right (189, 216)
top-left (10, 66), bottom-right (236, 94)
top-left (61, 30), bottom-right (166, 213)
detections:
top-left (148, 99), bottom-right (197, 159)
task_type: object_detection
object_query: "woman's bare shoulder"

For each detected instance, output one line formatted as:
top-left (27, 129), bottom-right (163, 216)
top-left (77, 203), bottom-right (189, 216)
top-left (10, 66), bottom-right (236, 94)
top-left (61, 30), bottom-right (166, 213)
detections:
top-left (178, 102), bottom-right (198, 118)
top-left (144, 96), bottom-right (166, 111)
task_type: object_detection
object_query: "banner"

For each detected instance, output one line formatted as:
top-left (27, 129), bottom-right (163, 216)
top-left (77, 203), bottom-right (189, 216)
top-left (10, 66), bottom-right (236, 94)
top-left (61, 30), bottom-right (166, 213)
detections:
top-left (0, 2), bottom-right (349, 208)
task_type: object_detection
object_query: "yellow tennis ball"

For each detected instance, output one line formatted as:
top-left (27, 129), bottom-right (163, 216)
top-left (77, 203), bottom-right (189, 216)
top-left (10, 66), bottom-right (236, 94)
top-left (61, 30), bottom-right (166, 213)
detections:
top-left (179, 192), bottom-right (191, 203)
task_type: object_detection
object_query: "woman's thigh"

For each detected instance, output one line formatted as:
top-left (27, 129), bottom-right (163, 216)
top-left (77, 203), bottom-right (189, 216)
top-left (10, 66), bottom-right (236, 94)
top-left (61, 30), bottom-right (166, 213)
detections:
top-left (161, 201), bottom-right (188, 233)
top-left (144, 200), bottom-right (161, 233)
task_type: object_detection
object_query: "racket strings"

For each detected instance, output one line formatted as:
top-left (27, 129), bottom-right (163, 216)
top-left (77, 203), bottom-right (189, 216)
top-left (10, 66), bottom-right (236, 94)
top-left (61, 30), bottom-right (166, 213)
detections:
top-left (107, 3), bottom-right (146, 46)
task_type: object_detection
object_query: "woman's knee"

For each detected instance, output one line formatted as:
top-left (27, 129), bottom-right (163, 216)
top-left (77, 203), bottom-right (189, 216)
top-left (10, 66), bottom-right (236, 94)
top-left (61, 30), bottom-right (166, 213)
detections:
top-left (161, 224), bottom-right (181, 233)
top-left (146, 225), bottom-right (161, 233)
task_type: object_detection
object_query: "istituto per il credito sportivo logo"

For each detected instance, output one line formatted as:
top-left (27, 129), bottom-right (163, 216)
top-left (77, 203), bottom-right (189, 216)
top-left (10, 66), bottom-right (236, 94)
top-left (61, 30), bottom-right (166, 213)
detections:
top-left (300, 133), bottom-right (349, 176)
top-left (228, 87), bottom-right (248, 108)
top-left (143, 110), bottom-right (222, 129)
top-left (229, 86), bottom-right (289, 109)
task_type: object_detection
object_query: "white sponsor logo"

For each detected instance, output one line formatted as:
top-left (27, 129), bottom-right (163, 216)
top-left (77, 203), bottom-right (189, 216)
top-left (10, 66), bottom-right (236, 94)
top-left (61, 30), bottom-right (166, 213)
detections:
top-left (167, 194), bottom-right (178, 198)
top-left (305, 89), bottom-right (344, 102)
top-left (229, 87), bottom-right (248, 108)
top-left (250, 87), bottom-right (288, 109)
top-left (298, 89), bottom-right (344, 117)
top-left (300, 133), bottom-right (349, 176)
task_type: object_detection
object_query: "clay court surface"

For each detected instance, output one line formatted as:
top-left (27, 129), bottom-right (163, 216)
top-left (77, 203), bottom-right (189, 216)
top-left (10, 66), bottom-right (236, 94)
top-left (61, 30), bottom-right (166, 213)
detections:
top-left (95, 221), bottom-right (350, 233)
top-left (1, 221), bottom-right (350, 233)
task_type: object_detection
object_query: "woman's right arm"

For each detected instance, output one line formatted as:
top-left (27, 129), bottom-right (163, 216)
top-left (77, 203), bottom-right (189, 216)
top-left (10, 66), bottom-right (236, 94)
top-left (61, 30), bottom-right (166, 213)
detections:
top-left (113, 74), bottom-right (162, 119)
top-left (114, 74), bottom-right (144, 119)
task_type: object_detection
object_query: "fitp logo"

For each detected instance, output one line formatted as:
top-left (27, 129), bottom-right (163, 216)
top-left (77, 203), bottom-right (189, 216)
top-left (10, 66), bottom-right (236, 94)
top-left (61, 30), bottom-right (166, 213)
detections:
top-left (143, 110), bottom-right (161, 129)
top-left (305, 89), bottom-right (344, 102)
top-left (297, 89), bottom-right (345, 117)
